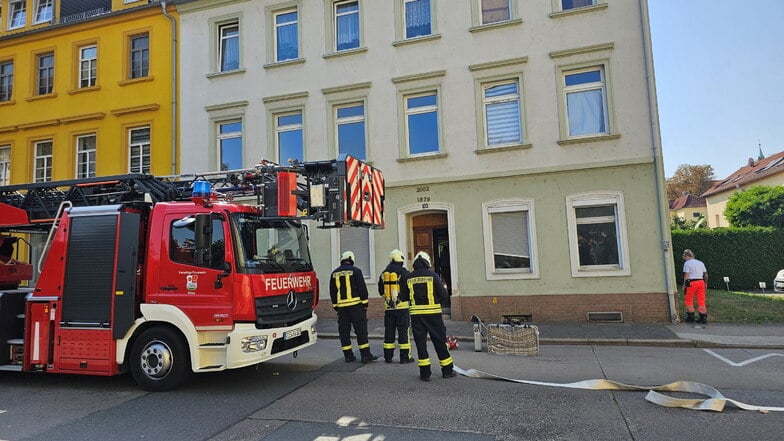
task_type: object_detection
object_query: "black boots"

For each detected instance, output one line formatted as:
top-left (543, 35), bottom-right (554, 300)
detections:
top-left (697, 313), bottom-right (708, 324)
top-left (399, 349), bottom-right (414, 364)
top-left (344, 350), bottom-right (357, 363)
top-left (360, 349), bottom-right (379, 363)
top-left (384, 348), bottom-right (394, 363)
top-left (442, 366), bottom-right (457, 378)
top-left (685, 312), bottom-right (695, 323)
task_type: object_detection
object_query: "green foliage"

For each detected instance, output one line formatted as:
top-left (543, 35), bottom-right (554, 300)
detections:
top-left (671, 227), bottom-right (784, 290)
top-left (725, 185), bottom-right (784, 228)
top-left (670, 215), bottom-right (707, 231)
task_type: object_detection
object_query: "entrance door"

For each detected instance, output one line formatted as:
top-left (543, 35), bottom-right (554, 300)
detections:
top-left (410, 212), bottom-right (450, 307)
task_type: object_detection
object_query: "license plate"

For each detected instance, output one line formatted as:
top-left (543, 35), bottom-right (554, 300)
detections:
top-left (284, 328), bottom-right (301, 340)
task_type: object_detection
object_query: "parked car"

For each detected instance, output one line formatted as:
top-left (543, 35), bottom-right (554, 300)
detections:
top-left (775, 269), bottom-right (784, 292)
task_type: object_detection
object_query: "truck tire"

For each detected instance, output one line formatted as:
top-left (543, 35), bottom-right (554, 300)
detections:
top-left (130, 327), bottom-right (191, 391)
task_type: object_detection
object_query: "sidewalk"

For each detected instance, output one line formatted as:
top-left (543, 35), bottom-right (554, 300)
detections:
top-left (315, 317), bottom-right (784, 349)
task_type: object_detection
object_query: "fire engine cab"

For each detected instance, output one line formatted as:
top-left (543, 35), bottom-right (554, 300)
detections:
top-left (0, 154), bottom-right (384, 391)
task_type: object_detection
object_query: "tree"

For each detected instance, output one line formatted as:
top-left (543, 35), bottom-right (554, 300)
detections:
top-left (666, 164), bottom-right (715, 200)
top-left (724, 185), bottom-right (784, 228)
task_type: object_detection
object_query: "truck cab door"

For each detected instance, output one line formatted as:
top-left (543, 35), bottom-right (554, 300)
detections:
top-left (156, 213), bottom-right (233, 328)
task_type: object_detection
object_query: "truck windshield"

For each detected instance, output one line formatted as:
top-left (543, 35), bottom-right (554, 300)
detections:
top-left (232, 214), bottom-right (313, 274)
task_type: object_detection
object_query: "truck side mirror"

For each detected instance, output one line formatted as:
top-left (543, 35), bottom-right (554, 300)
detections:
top-left (194, 214), bottom-right (213, 266)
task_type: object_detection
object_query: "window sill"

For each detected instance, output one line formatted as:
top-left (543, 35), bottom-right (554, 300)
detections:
top-left (392, 33), bottom-right (442, 47)
top-left (572, 267), bottom-right (630, 278)
top-left (118, 76), bottom-right (154, 86)
top-left (397, 152), bottom-right (448, 163)
top-left (0, 100), bottom-right (16, 107)
top-left (469, 18), bottom-right (523, 33)
top-left (67, 86), bottom-right (101, 95)
top-left (323, 47), bottom-right (368, 60)
top-left (557, 133), bottom-right (621, 146)
top-left (475, 143), bottom-right (532, 155)
top-left (264, 58), bottom-right (306, 70)
top-left (206, 68), bottom-right (247, 79)
top-left (486, 271), bottom-right (539, 281)
top-left (549, 3), bottom-right (608, 19)
top-left (25, 93), bottom-right (58, 102)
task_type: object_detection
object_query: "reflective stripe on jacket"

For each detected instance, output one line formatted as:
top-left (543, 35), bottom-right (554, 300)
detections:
top-left (330, 264), bottom-right (369, 308)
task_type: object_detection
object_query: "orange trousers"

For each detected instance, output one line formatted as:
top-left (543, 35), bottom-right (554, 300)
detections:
top-left (684, 279), bottom-right (706, 314)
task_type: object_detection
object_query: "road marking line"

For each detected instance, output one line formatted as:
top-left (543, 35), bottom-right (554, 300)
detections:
top-left (703, 349), bottom-right (784, 367)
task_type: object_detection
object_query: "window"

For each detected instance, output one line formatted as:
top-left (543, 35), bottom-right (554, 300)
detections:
top-left (339, 227), bottom-right (372, 277)
top-left (218, 120), bottom-right (242, 170)
top-left (129, 34), bottom-right (149, 79)
top-left (482, 80), bottom-right (522, 147)
top-left (34, 0), bottom-right (53, 24)
top-left (275, 111), bottom-right (303, 163)
top-left (561, 0), bottom-right (596, 10)
top-left (563, 67), bottom-right (608, 137)
top-left (566, 192), bottom-right (630, 277)
top-left (274, 9), bottom-right (298, 62)
top-left (0, 146), bottom-right (10, 186)
top-left (335, 103), bottom-right (366, 160)
top-left (129, 127), bottom-right (150, 174)
top-left (482, 199), bottom-right (538, 279)
top-left (76, 134), bottom-right (96, 178)
top-left (334, 1), bottom-right (360, 51)
top-left (481, 0), bottom-right (510, 24)
top-left (8, 1), bottom-right (25, 29)
top-left (0, 61), bottom-right (12, 102)
top-left (170, 216), bottom-right (225, 269)
top-left (404, 0), bottom-right (431, 39)
top-left (405, 92), bottom-right (439, 155)
top-left (37, 53), bottom-right (54, 95)
top-left (218, 22), bottom-right (240, 72)
top-left (34, 140), bottom-right (53, 183)
top-left (79, 45), bottom-right (97, 88)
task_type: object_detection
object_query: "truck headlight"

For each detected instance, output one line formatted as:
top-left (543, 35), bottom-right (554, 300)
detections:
top-left (241, 335), bottom-right (268, 353)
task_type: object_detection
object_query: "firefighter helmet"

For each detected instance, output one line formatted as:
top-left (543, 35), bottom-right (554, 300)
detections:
top-left (414, 251), bottom-right (431, 267)
top-left (390, 249), bottom-right (404, 262)
top-left (341, 251), bottom-right (355, 263)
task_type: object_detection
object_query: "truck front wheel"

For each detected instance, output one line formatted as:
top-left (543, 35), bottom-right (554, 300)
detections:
top-left (130, 327), bottom-right (191, 391)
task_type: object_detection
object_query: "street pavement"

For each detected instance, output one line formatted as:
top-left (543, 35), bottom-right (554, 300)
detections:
top-left (316, 316), bottom-right (784, 349)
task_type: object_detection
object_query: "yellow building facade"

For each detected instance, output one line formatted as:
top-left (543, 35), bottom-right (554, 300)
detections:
top-left (0, 0), bottom-right (179, 186)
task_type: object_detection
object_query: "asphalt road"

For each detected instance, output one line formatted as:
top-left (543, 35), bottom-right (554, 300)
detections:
top-left (1, 340), bottom-right (782, 441)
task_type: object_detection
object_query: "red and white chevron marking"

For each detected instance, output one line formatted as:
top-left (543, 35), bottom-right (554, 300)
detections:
top-left (372, 168), bottom-right (384, 227)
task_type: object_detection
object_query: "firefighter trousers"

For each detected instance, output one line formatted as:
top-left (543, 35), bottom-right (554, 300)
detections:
top-left (337, 304), bottom-right (371, 355)
top-left (411, 313), bottom-right (453, 378)
top-left (383, 309), bottom-right (412, 362)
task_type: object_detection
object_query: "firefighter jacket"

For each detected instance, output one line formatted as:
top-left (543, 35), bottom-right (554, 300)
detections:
top-left (377, 261), bottom-right (410, 310)
top-left (399, 258), bottom-right (448, 316)
top-left (330, 262), bottom-right (370, 309)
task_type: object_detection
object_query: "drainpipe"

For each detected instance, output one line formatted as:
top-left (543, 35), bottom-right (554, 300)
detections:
top-left (161, 2), bottom-right (178, 175)
top-left (640, 0), bottom-right (677, 322)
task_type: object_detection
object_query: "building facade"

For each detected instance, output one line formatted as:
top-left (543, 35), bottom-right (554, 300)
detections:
top-left (175, 0), bottom-right (675, 323)
top-left (0, 0), bottom-right (179, 187)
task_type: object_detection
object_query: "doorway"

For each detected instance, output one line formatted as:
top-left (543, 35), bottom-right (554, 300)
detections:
top-left (411, 212), bottom-right (452, 308)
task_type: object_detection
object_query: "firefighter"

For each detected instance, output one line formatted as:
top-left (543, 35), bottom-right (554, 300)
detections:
top-left (399, 251), bottom-right (456, 381)
top-left (330, 251), bottom-right (379, 363)
top-left (377, 249), bottom-right (413, 364)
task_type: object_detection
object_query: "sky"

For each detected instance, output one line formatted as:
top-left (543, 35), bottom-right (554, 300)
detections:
top-left (647, 0), bottom-right (784, 180)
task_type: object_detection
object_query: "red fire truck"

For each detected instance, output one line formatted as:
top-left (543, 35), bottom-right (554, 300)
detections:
top-left (0, 155), bottom-right (384, 391)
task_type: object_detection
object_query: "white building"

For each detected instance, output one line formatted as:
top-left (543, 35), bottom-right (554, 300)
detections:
top-left (176, 0), bottom-right (675, 323)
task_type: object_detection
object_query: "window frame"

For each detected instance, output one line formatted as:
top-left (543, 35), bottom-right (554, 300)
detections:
top-left (217, 119), bottom-right (243, 171)
top-left (36, 52), bottom-right (54, 96)
top-left (79, 45), bottom-right (98, 89)
top-left (403, 90), bottom-right (440, 157)
top-left (8, 0), bottom-right (26, 30)
top-left (274, 110), bottom-right (304, 163)
top-left (566, 191), bottom-right (630, 277)
top-left (217, 21), bottom-right (241, 72)
top-left (332, 227), bottom-right (375, 280)
top-left (482, 198), bottom-right (539, 280)
top-left (0, 146), bottom-right (10, 186)
top-left (128, 126), bottom-right (151, 174)
top-left (550, 0), bottom-right (606, 16)
top-left (334, 101), bottom-right (367, 160)
top-left (75, 134), bottom-right (96, 179)
top-left (470, 0), bottom-right (521, 29)
top-left (554, 58), bottom-right (617, 143)
top-left (403, 0), bottom-right (432, 39)
top-left (0, 60), bottom-right (13, 102)
top-left (273, 7), bottom-right (299, 63)
top-left (129, 33), bottom-right (150, 80)
top-left (481, 77), bottom-right (524, 148)
top-left (34, 0), bottom-right (53, 24)
top-left (33, 140), bottom-right (53, 183)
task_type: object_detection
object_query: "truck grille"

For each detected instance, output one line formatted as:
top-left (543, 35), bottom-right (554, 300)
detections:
top-left (255, 291), bottom-right (314, 329)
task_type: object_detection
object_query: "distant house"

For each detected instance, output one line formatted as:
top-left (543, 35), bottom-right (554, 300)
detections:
top-left (702, 150), bottom-right (784, 228)
top-left (669, 194), bottom-right (706, 223)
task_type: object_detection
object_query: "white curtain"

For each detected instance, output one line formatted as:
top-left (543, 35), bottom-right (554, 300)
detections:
top-left (567, 89), bottom-right (605, 136)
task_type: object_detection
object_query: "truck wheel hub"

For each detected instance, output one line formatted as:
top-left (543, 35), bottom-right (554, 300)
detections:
top-left (140, 341), bottom-right (173, 378)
